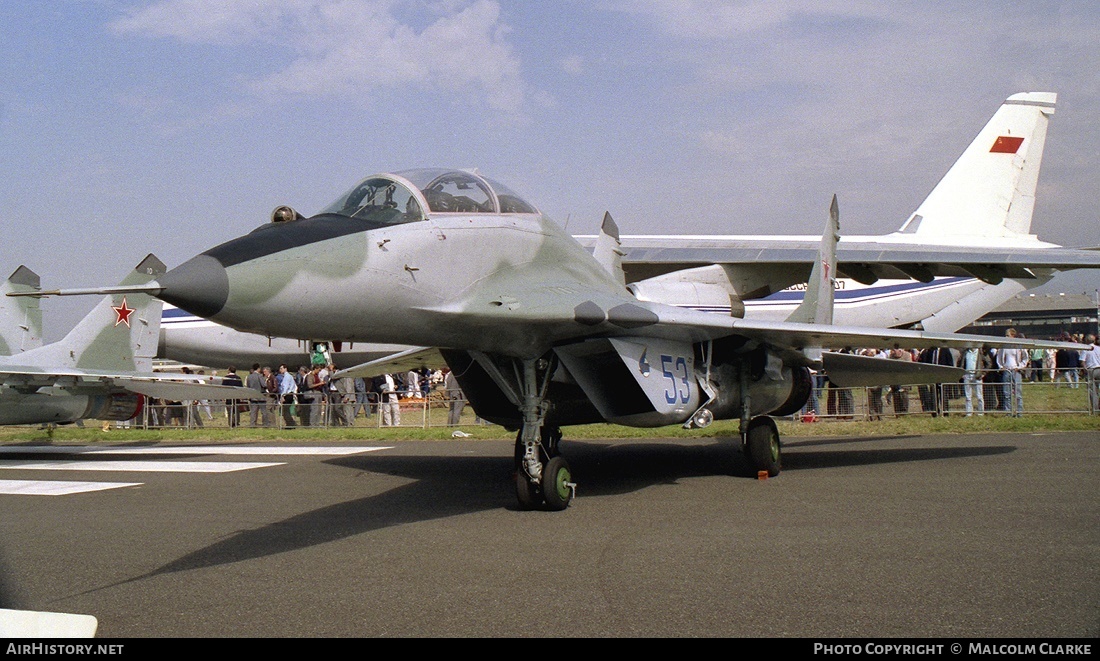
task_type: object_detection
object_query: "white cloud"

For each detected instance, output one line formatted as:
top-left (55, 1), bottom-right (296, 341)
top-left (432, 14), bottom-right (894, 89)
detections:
top-left (560, 55), bottom-right (584, 76)
top-left (108, 0), bottom-right (318, 44)
top-left (109, 0), bottom-right (528, 114)
top-left (613, 0), bottom-right (876, 39)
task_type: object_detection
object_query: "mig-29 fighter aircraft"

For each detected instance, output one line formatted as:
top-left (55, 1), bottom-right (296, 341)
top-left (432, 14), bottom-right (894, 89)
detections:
top-left (153, 94), bottom-right (1093, 372)
top-left (22, 93), bottom-right (1098, 509)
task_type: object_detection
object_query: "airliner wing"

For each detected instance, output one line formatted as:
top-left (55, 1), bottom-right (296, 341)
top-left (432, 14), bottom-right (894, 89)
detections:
top-left (574, 236), bottom-right (1100, 285)
top-left (628, 299), bottom-right (1086, 353)
top-left (334, 346), bottom-right (442, 380)
top-left (576, 92), bottom-right (1099, 289)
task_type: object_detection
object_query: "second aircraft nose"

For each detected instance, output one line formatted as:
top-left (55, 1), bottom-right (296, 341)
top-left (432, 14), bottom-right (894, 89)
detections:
top-left (157, 254), bottom-right (229, 320)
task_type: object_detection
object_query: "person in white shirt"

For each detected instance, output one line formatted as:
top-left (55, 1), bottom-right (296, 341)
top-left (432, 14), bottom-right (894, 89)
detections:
top-left (1082, 334), bottom-right (1100, 413)
top-left (382, 373), bottom-right (401, 426)
top-left (996, 329), bottom-right (1024, 417)
top-left (963, 347), bottom-right (985, 416)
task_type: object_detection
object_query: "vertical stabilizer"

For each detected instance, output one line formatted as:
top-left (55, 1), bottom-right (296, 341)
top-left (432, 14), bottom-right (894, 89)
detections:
top-left (897, 92), bottom-right (1056, 240)
top-left (592, 212), bottom-right (626, 286)
top-left (0, 266), bottom-right (42, 355)
top-left (786, 195), bottom-right (839, 326)
top-left (13, 255), bottom-right (167, 372)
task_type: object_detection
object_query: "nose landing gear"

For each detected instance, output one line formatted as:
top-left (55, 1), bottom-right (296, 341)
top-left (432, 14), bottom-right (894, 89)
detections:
top-left (514, 423), bottom-right (573, 511)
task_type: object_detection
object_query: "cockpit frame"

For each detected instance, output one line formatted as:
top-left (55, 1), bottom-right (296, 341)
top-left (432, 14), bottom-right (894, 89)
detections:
top-left (317, 168), bottom-right (540, 227)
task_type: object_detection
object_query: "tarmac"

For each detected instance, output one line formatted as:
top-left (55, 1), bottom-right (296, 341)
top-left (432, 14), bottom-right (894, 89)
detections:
top-left (0, 431), bottom-right (1096, 637)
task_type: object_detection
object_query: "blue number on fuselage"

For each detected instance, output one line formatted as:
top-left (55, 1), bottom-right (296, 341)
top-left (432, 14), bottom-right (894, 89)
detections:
top-left (660, 354), bottom-right (691, 404)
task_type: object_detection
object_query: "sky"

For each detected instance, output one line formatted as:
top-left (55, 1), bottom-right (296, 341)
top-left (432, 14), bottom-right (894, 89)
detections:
top-left (2, 0), bottom-right (1098, 340)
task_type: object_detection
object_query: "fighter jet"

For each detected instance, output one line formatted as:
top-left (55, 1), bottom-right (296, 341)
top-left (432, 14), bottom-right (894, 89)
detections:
top-left (0, 256), bottom-right (258, 426)
top-left (154, 94), bottom-right (1081, 370)
top-left (24, 93), bottom-right (1098, 509)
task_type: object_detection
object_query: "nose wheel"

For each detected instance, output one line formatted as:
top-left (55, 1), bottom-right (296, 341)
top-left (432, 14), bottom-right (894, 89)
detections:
top-left (507, 356), bottom-right (575, 511)
top-left (541, 455), bottom-right (575, 510)
top-left (514, 424), bottom-right (573, 510)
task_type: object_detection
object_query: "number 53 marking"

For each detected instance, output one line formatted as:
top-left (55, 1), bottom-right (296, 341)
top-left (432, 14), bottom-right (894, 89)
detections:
top-left (660, 354), bottom-right (690, 404)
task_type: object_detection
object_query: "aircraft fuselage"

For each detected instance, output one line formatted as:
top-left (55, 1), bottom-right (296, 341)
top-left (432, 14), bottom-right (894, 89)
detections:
top-left (160, 211), bottom-right (625, 359)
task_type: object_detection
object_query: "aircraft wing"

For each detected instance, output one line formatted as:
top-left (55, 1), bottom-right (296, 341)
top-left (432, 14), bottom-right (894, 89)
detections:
top-left (0, 366), bottom-right (261, 400)
top-left (334, 346), bottom-right (442, 380)
top-left (820, 351), bottom-right (963, 388)
top-left (102, 377), bottom-right (261, 401)
top-left (574, 235), bottom-right (1100, 285)
top-left (623, 299), bottom-right (1086, 353)
top-left (413, 273), bottom-right (1085, 367)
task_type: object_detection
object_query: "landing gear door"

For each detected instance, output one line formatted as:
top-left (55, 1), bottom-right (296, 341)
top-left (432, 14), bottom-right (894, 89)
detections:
top-left (609, 337), bottom-right (699, 420)
top-left (555, 336), bottom-right (698, 427)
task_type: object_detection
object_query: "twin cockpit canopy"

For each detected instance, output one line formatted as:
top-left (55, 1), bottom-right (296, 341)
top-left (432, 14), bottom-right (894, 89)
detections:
top-left (317, 168), bottom-right (539, 225)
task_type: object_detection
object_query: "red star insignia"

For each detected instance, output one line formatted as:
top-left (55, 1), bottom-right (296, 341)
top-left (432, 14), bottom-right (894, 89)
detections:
top-left (112, 297), bottom-right (135, 328)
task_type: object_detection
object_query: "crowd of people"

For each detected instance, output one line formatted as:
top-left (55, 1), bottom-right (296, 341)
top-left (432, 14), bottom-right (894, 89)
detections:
top-left (212, 363), bottom-right (467, 429)
top-left (804, 330), bottom-right (1100, 420)
top-left (119, 362), bottom-right (469, 430)
top-left (117, 330), bottom-right (1100, 429)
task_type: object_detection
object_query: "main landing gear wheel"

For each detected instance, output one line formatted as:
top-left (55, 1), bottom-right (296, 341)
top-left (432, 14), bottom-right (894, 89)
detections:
top-left (745, 416), bottom-right (781, 477)
top-left (541, 456), bottom-right (574, 511)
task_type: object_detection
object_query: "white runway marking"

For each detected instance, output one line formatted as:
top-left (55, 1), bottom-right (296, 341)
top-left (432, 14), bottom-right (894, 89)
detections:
top-left (0, 446), bottom-right (391, 456)
top-left (0, 445), bottom-right (391, 495)
top-left (0, 479), bottom-right (142, 495)
top-left (0, 460), bottom-right (284, 473)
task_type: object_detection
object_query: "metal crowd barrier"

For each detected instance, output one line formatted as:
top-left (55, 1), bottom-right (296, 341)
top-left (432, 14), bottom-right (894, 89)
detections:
top-left (130, 387), bottom-right (486, 430)
top-left (798, 368), bottom-right (1098, 421)
top-left (107, 369), bottom-right (1099, 430)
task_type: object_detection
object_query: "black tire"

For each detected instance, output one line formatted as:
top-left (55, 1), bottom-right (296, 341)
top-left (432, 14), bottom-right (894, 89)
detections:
top-left (541, 456), bottom-right (573, 511)
top-left (746, 416), bottom-right (781, 477)
top-left (514, 469), bottom-right (542, 510)
top-left (513, 429), bottom-right (525, 468)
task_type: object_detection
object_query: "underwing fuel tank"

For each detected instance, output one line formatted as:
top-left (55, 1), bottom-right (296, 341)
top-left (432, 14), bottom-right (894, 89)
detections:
top-left (0, 391), bottom-right (144, 425)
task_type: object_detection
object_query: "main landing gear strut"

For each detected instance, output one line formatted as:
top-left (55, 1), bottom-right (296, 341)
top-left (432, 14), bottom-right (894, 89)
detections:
top-left (738, 359), bottom-right (782, 477)
top-left (513, 358), bottom-right (575, 510)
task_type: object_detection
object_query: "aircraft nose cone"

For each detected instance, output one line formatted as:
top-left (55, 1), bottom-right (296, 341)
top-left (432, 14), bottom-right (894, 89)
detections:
top-left (157, 254), bottom-right (229, 319)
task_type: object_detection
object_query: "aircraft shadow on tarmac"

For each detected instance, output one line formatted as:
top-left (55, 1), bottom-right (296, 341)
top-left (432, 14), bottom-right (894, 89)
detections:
top-left (135, 437), bottom-right (1016, 580)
